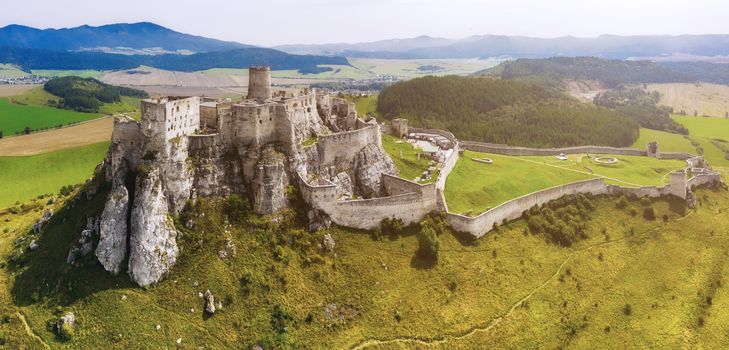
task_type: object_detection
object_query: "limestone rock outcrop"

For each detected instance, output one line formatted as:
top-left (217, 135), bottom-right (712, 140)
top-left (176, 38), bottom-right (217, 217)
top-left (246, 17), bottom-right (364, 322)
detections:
top-left (96, 185), bottom-right (130, 274)
top-left (128, 167), bottom-right (179, 287)
top-left (251, 150), bottom-right (289, 215)
top-left (332, 172), bottom-right (353, 198)
top-left (352, 144), bottom-right (398, 198)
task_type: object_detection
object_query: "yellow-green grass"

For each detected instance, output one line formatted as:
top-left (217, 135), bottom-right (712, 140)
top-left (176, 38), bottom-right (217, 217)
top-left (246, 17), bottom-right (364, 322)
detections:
top-left (0, 64), bottom-right (28, 78)
top-left (648, 83), bottom-right (729, 118)
top-left (446, 151), bottom-right (686, 216)
top-left (523, 153), bottom-right (686, 187)
top-left (4, 177), bottom-right (729, 348)
top-left (0, 142), bottom-right (108, 208)
top-left (672, 115), bottom-right (729, 167)
top-left (31, 69), bottom-right (104, 79)
top-left (8, 87), bottom-right (59, 106)
top-left (98, 96), bottom-right (142, 119)
top-left (445, 151), bottom-right (595, 215)
top-left (353, 94), bottom-right (378, 118)
top-left (382, 134), bottom-right (432, 183)
top-left (0, 96), bottom-right (100, 136)
top-left (631, 128), bottom-right (696, 153)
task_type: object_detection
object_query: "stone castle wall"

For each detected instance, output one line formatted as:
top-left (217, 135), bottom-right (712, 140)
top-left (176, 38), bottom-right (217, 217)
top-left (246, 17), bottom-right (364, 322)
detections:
top-left (298, 171), bottom-right (438, 229)
top-left (461, 141), bottom-right (647, 157)
top-left (688, 172), bottom-right (722, 188)
top-left (317, 121), bottom-right (381, 164)
top-left (447, 179), bottom-right (609, 237)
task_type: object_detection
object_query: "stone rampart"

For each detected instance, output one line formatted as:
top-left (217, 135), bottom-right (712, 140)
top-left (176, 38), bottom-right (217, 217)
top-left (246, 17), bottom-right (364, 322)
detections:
top-left (447, 178), bottom-right (609, 237)
top-left (436, 143), bottom-right (459, 190)
top-left (688, 172), bottom-right (723, 188)
top-left (606, 184), bottom-right (670, 198)
top-left (188, 134), bottom-right (219, 157)
top-left (461, 141), bottom-right (646, 157)
top-left (317, 122), bottom-right (380, 164)
top-left (298, 171), bottom-right (437, 230)
top-left (660, 152), bottom-right (694, 160)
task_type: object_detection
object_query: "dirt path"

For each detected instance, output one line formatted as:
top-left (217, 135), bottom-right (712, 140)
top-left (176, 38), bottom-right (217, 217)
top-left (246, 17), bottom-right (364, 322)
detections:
top-left (350, 214), bottom-right (693, 349)
top-left (0, 117), bottom-right (112, 156)
top-left (16, 311), bottom-right (51, 350)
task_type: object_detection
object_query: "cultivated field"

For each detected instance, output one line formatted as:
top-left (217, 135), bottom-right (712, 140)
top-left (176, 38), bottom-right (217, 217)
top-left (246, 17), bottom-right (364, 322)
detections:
top-left (0, 117), bottom-right (112, 156)
top-left (31, 69), bottom-right (104, 79)
top-left (648, 83), bottom-right (729, 118)
top-left (445, 150), bottom-right (685, 215)
top-left (0, 95), bottom-right (100, 136)
top-left (0, 142), bottom-right (108, 208)
top-left (0, 84), bottom-right (38, 97)
top-left (0, 64), bottom-right (28, 78)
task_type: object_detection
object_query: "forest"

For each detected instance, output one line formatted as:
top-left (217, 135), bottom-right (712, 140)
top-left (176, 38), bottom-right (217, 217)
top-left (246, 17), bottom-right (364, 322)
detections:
top-left (44, 77), bottom-right (148, 113)
top-left (593, 86), bottom-right (688, 134)
top-left (377, 75), bottom-right (638, 147)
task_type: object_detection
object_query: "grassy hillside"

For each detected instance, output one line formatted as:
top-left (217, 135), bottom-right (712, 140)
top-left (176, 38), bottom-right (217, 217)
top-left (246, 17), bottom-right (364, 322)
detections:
top-left (2, 176), bottom-right (728, 348)
top-left (382, 134), bottom-right (432, 182)
top-left (377, 75), bottom-right (638, 147)
top-left (672, 115), bottom-right (729, 167)
top-left (0, 142), bottom-right (108, 208)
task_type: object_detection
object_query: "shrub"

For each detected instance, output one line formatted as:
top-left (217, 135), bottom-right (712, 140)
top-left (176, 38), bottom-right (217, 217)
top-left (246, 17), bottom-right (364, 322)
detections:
top-left (381, 217), bottom-right (405, 239)
top-left (271, 304), bottom-right (294, 334)
top-left (223, 194), bottom-right (250, 223)
top-left (57, 323), bottom-right (74, 341)
top-left (643, 207), bottom-right (656, 220)
top-left (640, 197), bottom-right (652, 207)
top-left (623, 304), bottom-right (632, 316)
top-left (416, 226), bottom-right (440, 261)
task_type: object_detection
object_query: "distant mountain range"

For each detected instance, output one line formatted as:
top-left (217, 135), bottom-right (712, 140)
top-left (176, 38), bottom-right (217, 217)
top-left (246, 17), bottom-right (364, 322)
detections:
top-left (0, 22), bottom-right (349, 73)
top-left (0, 22), bottom-right (249, 54)
top-left (275, 34), bottom-right (729, 61)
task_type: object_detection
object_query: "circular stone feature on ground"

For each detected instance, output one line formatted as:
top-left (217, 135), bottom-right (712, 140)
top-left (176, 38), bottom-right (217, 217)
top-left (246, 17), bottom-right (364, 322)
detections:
top-left (594, 157), bottom-right (619, 164)
top-left (471, 157), bottom-right (494, 164)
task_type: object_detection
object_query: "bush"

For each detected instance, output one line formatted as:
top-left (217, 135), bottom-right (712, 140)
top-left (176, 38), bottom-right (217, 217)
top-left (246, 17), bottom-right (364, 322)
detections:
top-left (416, 226), bottom-right (440, 261)
top-left (639, 197), bottom-right (652, 207)
top-left (643, 207), bottom-right (656, 220)
top-left (57, 323), bottom-right (74, 341)
top-left (623, 304), bottom-right (632, 316)
top-left (271, 304), bottom-right (294, 334)
top-left (616, 197), bottom-right (628, 209)
top-left (381, 217), bottom-right (405, 239)
top-left (223, 194), bottom-right (250, 223)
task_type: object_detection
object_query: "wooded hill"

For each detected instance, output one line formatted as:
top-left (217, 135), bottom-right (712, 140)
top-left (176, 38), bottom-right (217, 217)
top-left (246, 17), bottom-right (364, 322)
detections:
top-left (480, 57), bottom-right (729, 87)
top-left (44, 76), bottom-right (148, 113)
top-left (377, 75), bottom-right (638, 148)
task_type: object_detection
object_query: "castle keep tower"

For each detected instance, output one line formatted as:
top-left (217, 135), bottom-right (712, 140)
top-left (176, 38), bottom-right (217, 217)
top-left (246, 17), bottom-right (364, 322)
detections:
top-left (247, 66), bottom-right (272, 103)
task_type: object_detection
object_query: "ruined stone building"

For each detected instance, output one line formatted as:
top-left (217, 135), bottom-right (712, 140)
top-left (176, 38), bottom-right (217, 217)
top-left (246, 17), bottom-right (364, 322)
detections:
top-left (97, 66), bottom-right (402, 286)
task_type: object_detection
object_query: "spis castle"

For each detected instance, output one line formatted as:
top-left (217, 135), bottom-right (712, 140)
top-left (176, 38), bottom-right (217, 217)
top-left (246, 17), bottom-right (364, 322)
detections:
top-left (94, 66), bottom-right (723, 287)
top-left (97, 66), bottom-right (412, 286)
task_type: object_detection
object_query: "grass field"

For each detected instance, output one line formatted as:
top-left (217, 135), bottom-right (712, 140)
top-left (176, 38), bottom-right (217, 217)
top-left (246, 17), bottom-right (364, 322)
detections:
top-left (0, 142), bottom-right (108, 208)
top-left (445, 151), bottom-right (595, 215)
top-left (672, 115), bottom-right (729, 167)
top-left (0, 97), bottom-right (100, 136)
top-left (381, 134), bottom-right (432, 182)
top-left (649, 83), bottom-right (729, 118)
top-left (352, 94), bottom-right (378, 118)
top-left (445, 150), bottom-right (686, 215)
top-left (31, 70), bottom-right (104, 79)
top-left (631, 128), bottom-right (696, 153)
top-left (0, 117), bottom-right (112, 156)
top-left (2, 175), bottom-right (728, 348)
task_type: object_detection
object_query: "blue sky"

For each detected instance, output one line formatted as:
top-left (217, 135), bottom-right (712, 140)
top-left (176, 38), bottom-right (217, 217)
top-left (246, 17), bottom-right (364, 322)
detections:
top-left (2, 0), bottom-right (728, 46)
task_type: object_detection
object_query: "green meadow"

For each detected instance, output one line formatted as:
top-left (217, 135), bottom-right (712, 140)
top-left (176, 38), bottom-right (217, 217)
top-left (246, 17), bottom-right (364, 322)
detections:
top-left (446, 151), bottom-right (686, 216)
top-left (3, 176), bottom-right (728, 348)
top-left (672, 115), bottom-right (729, 167)
top-left (445, 151), bottom-right (595, 215)
top-left (0, 97), bottom-right (100, 136)
top-left (381, 134), bottom-right (432, 183)
top-left (631, 128), bottom-right (696, 153)
top-left (0, 142), bottom-right (108, 208)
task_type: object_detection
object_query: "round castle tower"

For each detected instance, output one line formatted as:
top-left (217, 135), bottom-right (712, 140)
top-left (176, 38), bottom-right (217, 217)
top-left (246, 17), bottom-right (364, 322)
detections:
top-left (247, 66), bottom-right (272, 103)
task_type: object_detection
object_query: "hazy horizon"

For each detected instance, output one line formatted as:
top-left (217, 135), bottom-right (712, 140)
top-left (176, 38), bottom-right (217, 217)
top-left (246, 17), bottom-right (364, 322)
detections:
top-left (2, 0), bottom-right (728, 47)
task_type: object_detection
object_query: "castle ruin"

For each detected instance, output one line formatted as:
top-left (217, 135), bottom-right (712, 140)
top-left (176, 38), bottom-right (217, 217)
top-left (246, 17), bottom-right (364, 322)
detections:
top-left (98, 66), bottom-right (400, 286)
